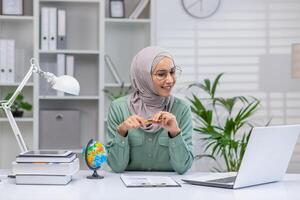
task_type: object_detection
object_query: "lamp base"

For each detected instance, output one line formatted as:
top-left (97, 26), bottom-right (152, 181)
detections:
top-left (86, 170), bottom-right (103, 179)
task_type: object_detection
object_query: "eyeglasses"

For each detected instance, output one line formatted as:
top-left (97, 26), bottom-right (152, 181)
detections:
top-left (152, 66), bottom-right (182, 81)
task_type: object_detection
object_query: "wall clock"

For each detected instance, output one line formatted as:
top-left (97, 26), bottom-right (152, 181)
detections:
top-left (181, 0), bottom-right (221, 19)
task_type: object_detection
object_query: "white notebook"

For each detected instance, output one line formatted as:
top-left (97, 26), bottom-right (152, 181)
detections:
top-left (19, 150), bottom-right (72, 157)
top-left (120, 175), bottom-right (181, 187)
top-left (12, 158), bottom-right (79, 175)
top-left (16, 175), bottom-right (72, 185)
top-left (16, 153), bottom-right (76, 163)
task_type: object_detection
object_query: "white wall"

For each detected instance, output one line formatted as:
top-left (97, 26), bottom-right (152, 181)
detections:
top-left (155, 0), bottom-right (300, 172)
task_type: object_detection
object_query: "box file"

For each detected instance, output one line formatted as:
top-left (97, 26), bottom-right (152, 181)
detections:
top-left (56, 54), bottom-right (65, 96)
top-left (0, 40), bottom-right (7, 83)
top-left (39, 110), bottom-right (81, 149)
top-left (41, 7), bottom-right (49, 50)
top-left (66, 55), bottom-right (74, 77)
top-left (49, 7), bottom-right (57, 50)
top-left (6, 40), bottom-right (15, 83)
top-left (57, 9), bottom-right (66, 49)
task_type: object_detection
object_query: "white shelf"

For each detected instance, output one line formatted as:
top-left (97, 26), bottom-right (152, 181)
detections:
top-left (104, 83), bottom-right (131, 87)
top-left (105, 18), bottom-right (151, 23)
top-left (0, 82), bottom-right (34, 87)
top-left (39, 49), bottom-right (99, 55)
top-left (0, 118), bottom-right (34, 122)
top-left (39, 96), bottom-right (99, 100)
top-left (0, 15), bottom-right (34, 21)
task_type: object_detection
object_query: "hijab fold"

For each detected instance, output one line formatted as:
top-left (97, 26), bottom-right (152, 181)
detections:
top-left (128, 46), bottom-right (175, 132)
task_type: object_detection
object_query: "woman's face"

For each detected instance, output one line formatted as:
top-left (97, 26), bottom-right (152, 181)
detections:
top-left (151, 57), bottom-right (176, 97)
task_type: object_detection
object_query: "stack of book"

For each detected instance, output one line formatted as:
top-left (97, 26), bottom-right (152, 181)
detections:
top-left (12, 150), bottom-right (79, 185)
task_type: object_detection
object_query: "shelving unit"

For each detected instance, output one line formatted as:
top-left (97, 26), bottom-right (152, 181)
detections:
top-left (0, 0), bottom-right (154, 168)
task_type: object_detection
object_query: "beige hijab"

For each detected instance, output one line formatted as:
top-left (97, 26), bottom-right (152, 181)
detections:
top-left (128, 46), bottom-right (175, 132)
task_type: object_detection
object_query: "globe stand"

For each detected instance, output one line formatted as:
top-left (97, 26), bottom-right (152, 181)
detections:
top-left (87, 170), bottom-right (104, 179)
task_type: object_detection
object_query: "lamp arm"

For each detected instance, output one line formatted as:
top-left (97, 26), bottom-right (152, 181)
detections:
top-left (2, 108), bottom-right (28, 152)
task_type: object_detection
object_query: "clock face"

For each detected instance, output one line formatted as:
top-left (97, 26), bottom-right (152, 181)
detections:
top-left (181, 0), bottom-right (221, 19)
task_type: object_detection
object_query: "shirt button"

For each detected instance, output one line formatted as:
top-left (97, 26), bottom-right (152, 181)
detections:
top-left (121, 141), bottom-right (125, 144)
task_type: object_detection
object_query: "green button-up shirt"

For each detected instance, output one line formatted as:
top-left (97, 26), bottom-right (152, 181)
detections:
top-left (106, 96), bottom-right (193, 174)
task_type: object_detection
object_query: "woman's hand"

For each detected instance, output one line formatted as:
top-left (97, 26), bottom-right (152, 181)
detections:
top-left (117, 115), bottom-right (146, 137)
top-left (152, 111), bottom-right (181, 137)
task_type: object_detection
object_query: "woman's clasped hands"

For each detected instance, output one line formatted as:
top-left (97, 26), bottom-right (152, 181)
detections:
top-left (117, 112), bottom-right (181, 137)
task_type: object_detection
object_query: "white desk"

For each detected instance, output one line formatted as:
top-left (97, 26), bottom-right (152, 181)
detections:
top-left (0, 170), bottom-right (300, 200)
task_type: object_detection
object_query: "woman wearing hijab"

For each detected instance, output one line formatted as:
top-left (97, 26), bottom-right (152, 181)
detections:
top-left (106, 46), bottom-right (193, 174)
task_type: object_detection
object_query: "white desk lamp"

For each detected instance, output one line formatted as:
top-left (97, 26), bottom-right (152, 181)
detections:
top-left (0, 58), bottom-right (80, 153)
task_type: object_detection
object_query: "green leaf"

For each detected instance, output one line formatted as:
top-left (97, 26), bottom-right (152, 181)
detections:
top-left (194, 154), bottom-right (216, 160)
top-left (211, 73), bottom-right (223, 98)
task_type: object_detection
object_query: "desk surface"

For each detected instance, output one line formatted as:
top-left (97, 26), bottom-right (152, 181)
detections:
top-left (0, 170), bottom-right (300, 200)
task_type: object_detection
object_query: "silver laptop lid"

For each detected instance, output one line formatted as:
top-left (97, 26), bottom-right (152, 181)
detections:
top-left (234, 125), bottom-right (300, 189)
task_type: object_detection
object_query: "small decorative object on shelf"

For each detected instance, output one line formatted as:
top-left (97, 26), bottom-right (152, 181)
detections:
top-left (104, 54), bottom-right (122, 84)
top-left (3, 93), bottom-right (32, 117)
top-left (2, 0), bottom-right (23, 15)
top-left (128, 0), bottom-right (149, 19)
top-left (82, 139), bottom-right (107, 179)
top-left (109, 0), bottom-right (125, 18)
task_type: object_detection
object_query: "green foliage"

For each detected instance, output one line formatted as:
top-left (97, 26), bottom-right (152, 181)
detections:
top-left (188, 73), bottom-right (261, 172)
top-left (4, 93), bottom-right (32, 113)
top-left (103, 82), bottom-right (132, 101)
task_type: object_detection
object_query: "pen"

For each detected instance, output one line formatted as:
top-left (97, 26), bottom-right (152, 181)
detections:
top-left (144, 120), bottom-right (154, 125)
top-left (144, 119), bottom-right (160, 125)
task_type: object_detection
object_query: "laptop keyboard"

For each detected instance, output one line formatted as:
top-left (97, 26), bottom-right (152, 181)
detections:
top-left (206, 176), bottom-right (237, 183)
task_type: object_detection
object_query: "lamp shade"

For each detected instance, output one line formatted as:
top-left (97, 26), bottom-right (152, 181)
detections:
top-left (52, 75), bottom-right (80, 95)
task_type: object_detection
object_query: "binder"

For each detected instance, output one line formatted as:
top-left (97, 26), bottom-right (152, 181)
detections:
top-left (57, 9), bottom-right (66, 49)
top-left (66, 55), bottom-right (74, 77)
top-left (49, 7), bottom-right (57, 50)
top-left (6, 40), bottom-right (15, 83)
top-left (0, 40), bottom-right (6, 83)
top-left (56, 54), bottom-right (65, 96)
top-left (41, 7), bottom-right (49, 50)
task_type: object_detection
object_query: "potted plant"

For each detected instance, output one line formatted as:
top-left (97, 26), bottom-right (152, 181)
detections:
top-left (188, 73), bottom-right (262, 172)
top-left (4, 92), bottom-right (32, 117)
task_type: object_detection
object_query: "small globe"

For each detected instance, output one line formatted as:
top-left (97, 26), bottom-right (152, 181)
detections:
top-left (82, 139), bottom-right (107, 179)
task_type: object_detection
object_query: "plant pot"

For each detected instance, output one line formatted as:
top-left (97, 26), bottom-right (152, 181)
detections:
top-left (12, 110), bottom-right (24, 118)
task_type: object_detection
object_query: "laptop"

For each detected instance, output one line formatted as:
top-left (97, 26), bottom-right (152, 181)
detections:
top-left (182, 125), bottom-right (300, 189)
